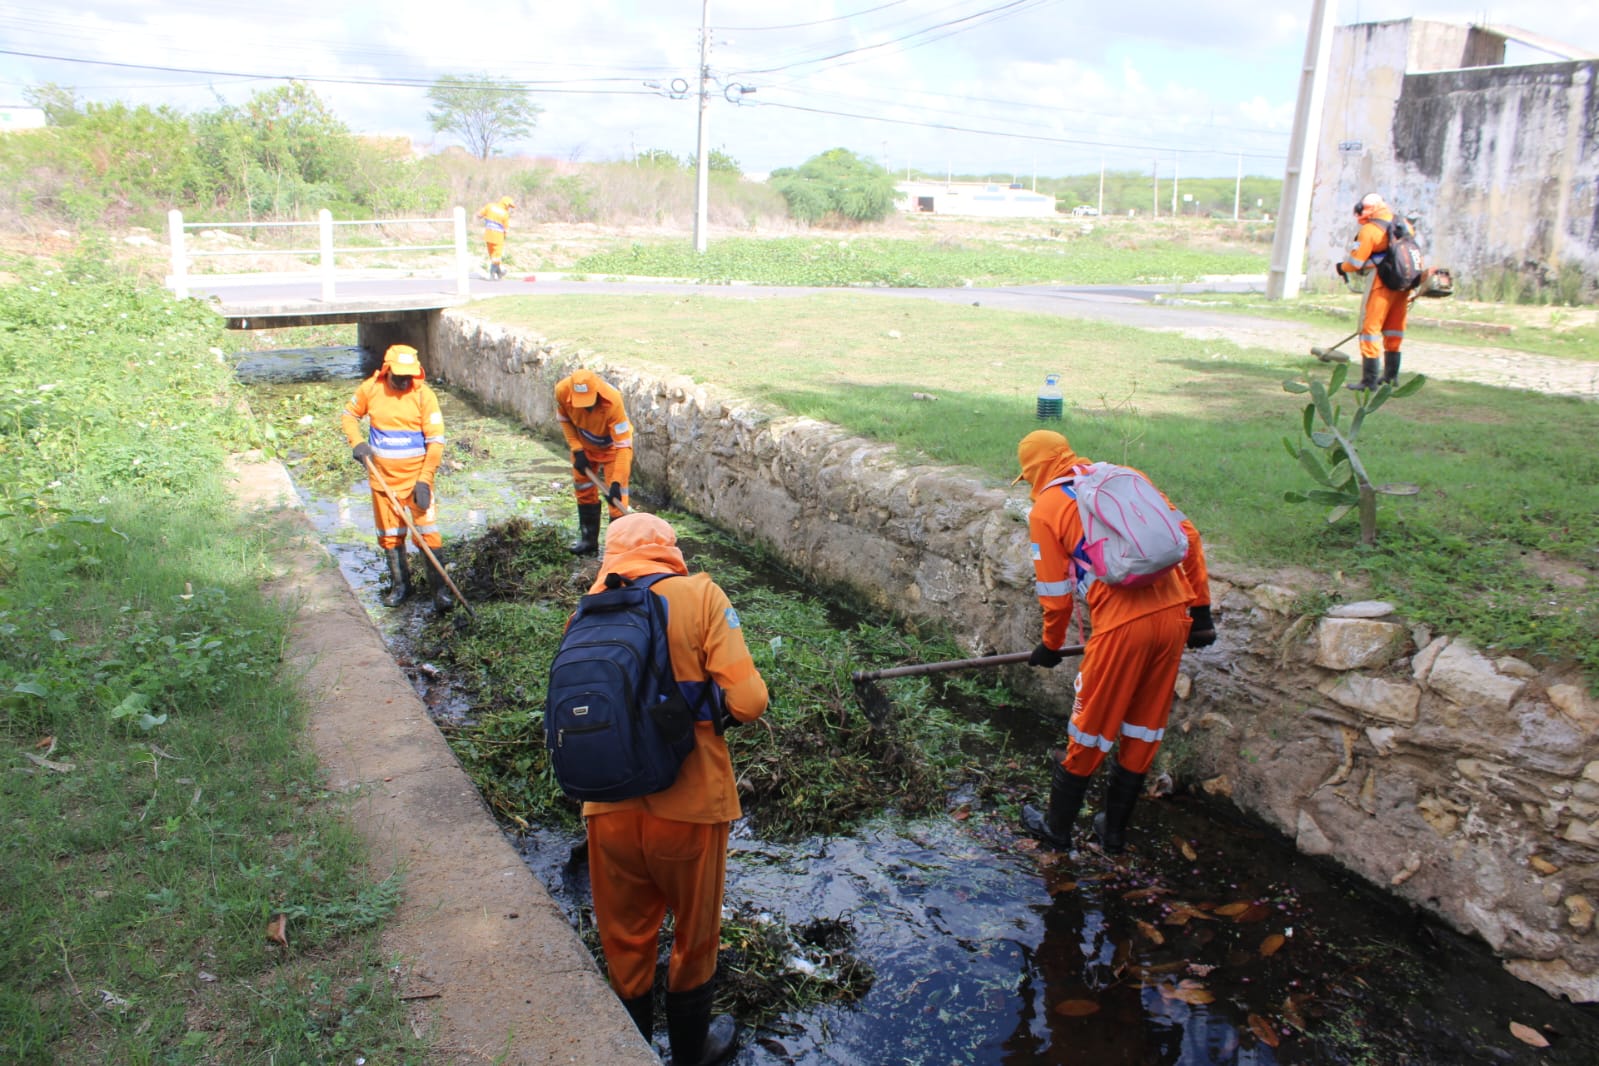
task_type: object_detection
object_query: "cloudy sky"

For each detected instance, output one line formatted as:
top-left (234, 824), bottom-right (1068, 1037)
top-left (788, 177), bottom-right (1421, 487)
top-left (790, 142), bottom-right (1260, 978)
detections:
top-left (3, 0), bottom-right (1595, 179)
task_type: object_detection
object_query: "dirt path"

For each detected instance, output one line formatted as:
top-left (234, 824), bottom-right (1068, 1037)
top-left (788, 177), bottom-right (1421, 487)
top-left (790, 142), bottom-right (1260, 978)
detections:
top-left (226, 454), bottom-right (658, 1066)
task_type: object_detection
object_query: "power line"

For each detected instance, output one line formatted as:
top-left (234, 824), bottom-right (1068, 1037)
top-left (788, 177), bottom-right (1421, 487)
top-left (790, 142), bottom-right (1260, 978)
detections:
top-left (743, 98), bottom-right (1288, 162)
top-left (714, 0), bottom-right (912, 32)
top-left (729, 0), bottom-right (1058, 77)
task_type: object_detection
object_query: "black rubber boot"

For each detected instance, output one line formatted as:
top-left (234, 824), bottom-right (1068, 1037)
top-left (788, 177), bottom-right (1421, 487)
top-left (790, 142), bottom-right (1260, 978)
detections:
top-left (1091, 763), bottom-right (1147, 855)
top-left (620, 990), bottom-right (653, 1042)
top-left (665, 980), bottom-right (736, 1066)
top-left (380, 547), bottom-right (411, 607)
top-left (1020, 755), bottom-right (1093, 851)
top-left (1346, 356), bottom-right (1380, 393)
top-left (568, 503), bottom-right (601, 555)
top-left (1380, 350), bottom-right (1402, 385)
top-left (428, 547), bottom-right (455, 613)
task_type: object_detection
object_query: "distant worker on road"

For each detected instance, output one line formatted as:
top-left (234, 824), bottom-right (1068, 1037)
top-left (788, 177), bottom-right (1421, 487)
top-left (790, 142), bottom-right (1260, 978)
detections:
top-left (474, 195), bottom-right (515, 280)
top-left (341, 344), bottom-right (451, 611)
top-left (554, 367), bottom-right (634, 555)
top-left (1336, 192), bottom-right (1412, 392)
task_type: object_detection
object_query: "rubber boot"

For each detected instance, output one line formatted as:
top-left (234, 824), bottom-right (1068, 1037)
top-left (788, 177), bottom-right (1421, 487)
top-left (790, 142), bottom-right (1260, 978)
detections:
top-left (490, 262), bottom-right (502, 280)
top-left (568, 503), bottom-right (601, 555)
top-left (1346, 356), bottom-right (1379, 393)
top-left (1020, 754), bottom-right (1093, 851)
top-left (1091, 763), bottom-right (1147, 855)
top-left (380, 547), bottom-right (411, 607)
top-left (665, 980), bottom-right (736, 1066)
top-left (428, 547), bottom-right (455, 613)
top-left (620, 990), bottom-right (653, 1042)
top-left (1380, 350), bottom-right (1402, 386)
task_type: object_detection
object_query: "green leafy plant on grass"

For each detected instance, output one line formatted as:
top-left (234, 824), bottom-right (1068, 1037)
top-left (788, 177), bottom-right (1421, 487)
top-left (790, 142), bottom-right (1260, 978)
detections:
top-left (1281, 362), bottom-right (1426, 545)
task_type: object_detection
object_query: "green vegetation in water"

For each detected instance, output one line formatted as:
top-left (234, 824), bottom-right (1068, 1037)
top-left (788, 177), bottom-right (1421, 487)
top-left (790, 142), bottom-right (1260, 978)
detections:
top-left (415, 515), bottom-right (1042, 842)
top-left (568, 233), bottom-right (1269, 287)
top-left (0, 250), bottom-right (423, 1064)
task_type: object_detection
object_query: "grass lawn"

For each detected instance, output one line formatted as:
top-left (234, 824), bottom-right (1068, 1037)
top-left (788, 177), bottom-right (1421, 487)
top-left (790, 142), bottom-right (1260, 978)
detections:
top-left (479, 291), bottom-right (1599, 680)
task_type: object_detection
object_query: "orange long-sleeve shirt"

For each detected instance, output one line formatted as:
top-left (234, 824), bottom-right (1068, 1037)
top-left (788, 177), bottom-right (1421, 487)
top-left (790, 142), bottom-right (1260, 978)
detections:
top-left (340, 373), bottom-right (444, 493)
top-left (554, 372), bottom-right (634, 486)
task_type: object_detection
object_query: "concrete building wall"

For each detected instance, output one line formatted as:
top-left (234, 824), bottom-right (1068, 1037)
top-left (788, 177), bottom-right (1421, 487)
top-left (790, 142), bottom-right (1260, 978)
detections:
top-left (895, 181), bottom-right (1058, 218)
top-left (1309, 19), bottom-right (1599, 300)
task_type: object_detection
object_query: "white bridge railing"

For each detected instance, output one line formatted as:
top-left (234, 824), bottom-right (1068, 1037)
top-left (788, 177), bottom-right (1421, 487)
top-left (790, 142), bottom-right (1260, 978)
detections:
top-left (166, 208), bottom-right (472, 301)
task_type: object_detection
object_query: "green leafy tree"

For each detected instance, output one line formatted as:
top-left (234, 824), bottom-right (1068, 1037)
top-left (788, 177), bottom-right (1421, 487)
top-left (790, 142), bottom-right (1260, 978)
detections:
top-left (769, 148), bottom-right (899, 224)
top-left (426, 75), bottom-right (541, 160)
top-left (191, 83), bottom-right (355, 215)
top-left (708, 148), bottom-right (740, 175)
top-left (1282, 363), bottom-right (1427, 545)
top-left (23, 82), bottom-right (81, 126)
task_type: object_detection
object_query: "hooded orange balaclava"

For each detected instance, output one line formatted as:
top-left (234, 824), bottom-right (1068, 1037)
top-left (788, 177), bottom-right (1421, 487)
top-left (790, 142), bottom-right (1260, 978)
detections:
top-left (588, 512), bottom-right (689, 593)
top-left (1013, 429), bottom-right (1083, 501)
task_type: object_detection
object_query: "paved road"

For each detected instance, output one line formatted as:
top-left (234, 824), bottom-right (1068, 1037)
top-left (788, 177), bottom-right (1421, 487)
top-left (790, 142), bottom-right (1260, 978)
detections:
top-left (193, 272), bottom-right (1598, 400)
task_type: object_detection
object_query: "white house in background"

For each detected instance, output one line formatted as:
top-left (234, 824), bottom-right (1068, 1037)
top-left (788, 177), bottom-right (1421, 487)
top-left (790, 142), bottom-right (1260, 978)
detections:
top-left (895, 180), bottom-right (1058, 218)
top-left (0, 107), bottom-right (47, 132)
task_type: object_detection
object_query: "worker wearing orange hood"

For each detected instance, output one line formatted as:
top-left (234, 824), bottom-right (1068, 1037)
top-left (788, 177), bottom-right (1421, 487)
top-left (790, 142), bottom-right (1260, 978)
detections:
top-left (474, 195), bottom-right (515, 280)
top-left (578, 513), bottom-right (768, 1065)
top-left (341, 344), bottom-right (449, 609)
top-left (554, 367), bottom-right (634, 555)
top-left (1012, 429), bottom-right (1213, 854)
top-left (1336, 192), bottom-right (1409, 392)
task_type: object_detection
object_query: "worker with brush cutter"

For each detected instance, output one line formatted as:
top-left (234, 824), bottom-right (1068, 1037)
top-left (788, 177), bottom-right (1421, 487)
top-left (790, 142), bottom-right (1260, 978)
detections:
top-left (1011, 429), bottom-right (1214, 856)
top-left (555, 367), bottom-right (634, 555)
top-left (341, 344), bottom-right (452, 611)
top-left (1336, 192), bottom-right (1422, 393)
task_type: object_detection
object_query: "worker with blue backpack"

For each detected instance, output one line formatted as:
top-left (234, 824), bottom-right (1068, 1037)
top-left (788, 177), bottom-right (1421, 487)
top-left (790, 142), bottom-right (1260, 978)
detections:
top-left (559, 512), bottom-right (768, 1065)
top-left (1012, 429), bottom-right (1215, 856)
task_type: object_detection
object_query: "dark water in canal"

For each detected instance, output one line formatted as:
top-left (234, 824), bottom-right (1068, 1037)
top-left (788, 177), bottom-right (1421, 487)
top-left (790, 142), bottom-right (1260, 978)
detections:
top-left (245, 347), bottom-right (1599, 1066)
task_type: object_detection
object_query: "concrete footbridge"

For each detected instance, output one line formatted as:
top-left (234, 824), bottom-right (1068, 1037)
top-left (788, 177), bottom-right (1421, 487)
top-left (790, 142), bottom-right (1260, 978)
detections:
top-left (165, 208), bottom-right (489, 352)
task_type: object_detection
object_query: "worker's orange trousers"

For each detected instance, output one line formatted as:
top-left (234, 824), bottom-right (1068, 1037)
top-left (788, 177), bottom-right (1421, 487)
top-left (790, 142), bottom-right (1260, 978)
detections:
top-left (370, 485), bottom-right (440, 551)
top-left (1062, 604), bottom-right (1190, 776)
top-left (1358, 279), bottom-right (1408, 361)
top-left (572, 452), bottom-right (630, 518)
top-left (586, 809), bottom-right (728, 999)
top-left (484, 235), bottom-right (504, 267)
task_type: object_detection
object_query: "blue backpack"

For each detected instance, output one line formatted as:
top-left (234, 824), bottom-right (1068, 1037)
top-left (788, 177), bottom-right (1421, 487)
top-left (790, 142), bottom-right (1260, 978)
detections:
top-left (545, 573), bottom-right (700, 802)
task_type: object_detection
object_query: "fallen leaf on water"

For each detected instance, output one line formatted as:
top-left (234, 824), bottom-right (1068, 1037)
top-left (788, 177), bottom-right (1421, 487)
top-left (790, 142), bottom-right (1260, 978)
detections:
top-left (1048, 879), bottom-right (1077, 896)
top-left (1053, 999), bottom-right (1101, 1017)
top-left (1509, 1021), bottom-right (1550, 1048)
top-left (1123, 886), bottom-right (1166, 901)
top-left (1281, 995), bottom-right (1308, 1030)
top-left (266, 913), bottom-right (288, 946)
top-left (1161, 980), bottom-right (1215, 1005)
top-left (1248, 1014), bottom-right (1280, 1048)
top-left (1175, 836), bottom-right (1197, 860)
top-left (1136, 920), bottom-right (1165, 945)
top-left (1260, 933), bottom-right (1286, 957)
top-left (1234, 903), bottom-right (1271, 924)
top-left (951, 807), bottom-right (971, 821)
top-left (1215, 900), bottom-right (1253, 917)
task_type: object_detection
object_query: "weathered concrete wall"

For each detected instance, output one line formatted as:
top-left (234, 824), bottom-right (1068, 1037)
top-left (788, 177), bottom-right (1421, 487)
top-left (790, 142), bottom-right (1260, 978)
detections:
top-left (1309, 19), bottom-right (1599, 299)
top-left (427, 311), bottom-right (1599, 1002)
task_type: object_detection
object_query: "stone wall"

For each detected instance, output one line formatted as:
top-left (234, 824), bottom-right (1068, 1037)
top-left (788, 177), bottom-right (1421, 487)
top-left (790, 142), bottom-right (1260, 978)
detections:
top-left (427, 310), bottom-right (1599, 1001)
top-left (1309, 19), bottom-right (1599, 298)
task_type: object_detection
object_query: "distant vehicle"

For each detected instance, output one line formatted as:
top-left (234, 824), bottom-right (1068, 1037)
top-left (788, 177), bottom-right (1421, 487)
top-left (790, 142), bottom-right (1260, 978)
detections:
top-left (1071, 205), bottom-right (1100, 217)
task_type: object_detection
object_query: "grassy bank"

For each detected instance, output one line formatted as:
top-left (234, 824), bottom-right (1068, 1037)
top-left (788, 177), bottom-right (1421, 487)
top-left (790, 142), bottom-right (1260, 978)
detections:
top-left (0, 250), bottom-right (422, 1063)
top-left (480, 292), bottom-right (1599, 682)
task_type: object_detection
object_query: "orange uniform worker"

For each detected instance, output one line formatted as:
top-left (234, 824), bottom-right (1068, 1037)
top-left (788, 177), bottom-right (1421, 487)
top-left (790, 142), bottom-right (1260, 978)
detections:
top-left (340, 344), bottom-right (450, 610)
top-left (1336, 192), bottom-right (1408, 392)
top-left (474, 196), bottom-right (514, 279)
top-left (580, 513), bottom-right (768, 1065)
top-left (554, 368), bottom-right (634, 555)
top-left (1013, 430), bottom-right (1213, 855)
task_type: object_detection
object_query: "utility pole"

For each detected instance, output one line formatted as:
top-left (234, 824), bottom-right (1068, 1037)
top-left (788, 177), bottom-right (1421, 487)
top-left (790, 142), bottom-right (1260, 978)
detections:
top-left (1152, 158), bottom-right (1158, 218)
top-left (692, 0), bottom-right (712, 254)
top-left (1267, 0), bottom-right (1336, 299)
top-left (1234, 153), bottom-right (1242, 220)
top-left (1097, 157), bottom-right (1104, 216)
top-left (1171, 155), bottom-right (1179, 218)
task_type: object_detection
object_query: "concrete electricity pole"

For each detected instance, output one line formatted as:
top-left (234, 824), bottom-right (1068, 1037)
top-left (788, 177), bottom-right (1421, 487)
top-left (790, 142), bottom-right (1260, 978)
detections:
top-left (1267, 0), bottom-right (1337, 299)
top-left (693, 0), bottom-right (712, 254)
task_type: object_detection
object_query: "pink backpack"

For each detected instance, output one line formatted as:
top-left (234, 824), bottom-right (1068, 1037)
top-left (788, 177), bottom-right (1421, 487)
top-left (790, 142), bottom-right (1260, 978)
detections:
top-left (1066, 463), bottom-right (1189, 588)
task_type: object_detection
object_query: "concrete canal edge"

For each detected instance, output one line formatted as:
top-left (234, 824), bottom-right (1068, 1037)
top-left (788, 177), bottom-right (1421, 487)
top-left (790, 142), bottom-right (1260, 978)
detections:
top-left (226, 454), bottom-right (659, 1066)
